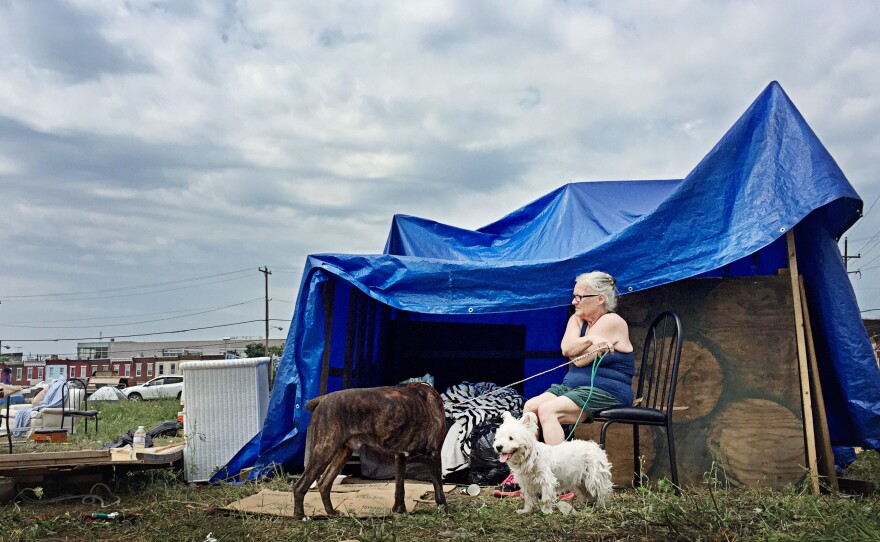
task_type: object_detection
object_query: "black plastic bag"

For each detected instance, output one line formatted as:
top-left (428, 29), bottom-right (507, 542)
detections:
top-left (358, 444), bottom-right (436, 481)
top-left (101, 420), bottom-right (177, 450)
top-left (101, 428), bottom-right (154, 450)
top-left (468, 420), bottom-right (510, 486)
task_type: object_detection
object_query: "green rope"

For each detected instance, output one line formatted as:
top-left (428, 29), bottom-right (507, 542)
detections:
top-left (564, 349), bottom-right (608, 441)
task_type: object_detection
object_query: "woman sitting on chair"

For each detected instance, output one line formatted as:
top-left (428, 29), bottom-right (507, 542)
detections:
top-left (523, 271), bottom-right (635, 445)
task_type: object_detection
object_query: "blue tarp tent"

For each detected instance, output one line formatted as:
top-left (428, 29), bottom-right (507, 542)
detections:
top-left (215, 81), bottom-right (880, 482)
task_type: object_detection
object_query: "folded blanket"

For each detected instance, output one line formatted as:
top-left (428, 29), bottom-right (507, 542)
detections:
top-left (440, 381), bottom-right (523, 477)
top-left (12, 379), bottom-right (67, 436)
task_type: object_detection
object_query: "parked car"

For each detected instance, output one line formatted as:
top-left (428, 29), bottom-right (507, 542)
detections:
top-left (123, 376), bottom-right (184, 401)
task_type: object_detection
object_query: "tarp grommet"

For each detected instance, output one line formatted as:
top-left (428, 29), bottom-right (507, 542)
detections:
top-left (627, 286), bottom-right (633, 292)
top-left (467, 307), bottom-right (474, 313)
top-left (295, 404), bottom-right (300, 409)
top-left (779, 227), bottom-right (786, 232)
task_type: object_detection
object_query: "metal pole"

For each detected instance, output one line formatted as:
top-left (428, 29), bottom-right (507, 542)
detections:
top-left (259, 267), bottom-right (272, 358)
top-left (259, 266), bottom-right (272, 388)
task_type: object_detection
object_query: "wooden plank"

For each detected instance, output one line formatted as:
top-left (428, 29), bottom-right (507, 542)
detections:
top-left (137, 444), bottom-right (184, 464)
top-left (354, 290), bottom-right (368, 388)
top-left (787, 230), bottom-right (820, 495)
top-left (342, 288), bottom-right (358, 389)
top-left (799, 276), bottom-right (839, 491)
top-left (364, 297), bottom-right (377, 387)
top-left (111, 443), bottom-right (184, 463)
top-left (376, 304), bottom-right (392, 387)
top-left (319, 277), bottom-right (336, 396)
top-left (147, 443), bottom-right (185, 455)
top-left (0, 450), bottom-right (109, 469)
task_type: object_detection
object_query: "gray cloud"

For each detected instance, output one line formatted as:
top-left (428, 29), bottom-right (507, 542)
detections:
top-left (0, 0), bottom-right (149, 82)
top-left (1, 0), bottom-right (879, 354)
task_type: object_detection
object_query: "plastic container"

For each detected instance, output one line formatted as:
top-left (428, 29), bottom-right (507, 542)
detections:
top-left (180, 357), bottom-right (270, 482)
top-left (130, 426), bottom-right (146, 459)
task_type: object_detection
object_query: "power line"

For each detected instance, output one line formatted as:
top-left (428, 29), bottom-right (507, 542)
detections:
top-left (846, 234), bottom-right (880, 243)
top-left (0, 267), bottom-right (256, 299)
top-left (856, 233), bottom-right (880, 260)
top-left (0, 274), bottom-right (253, 303)
top-left (854, 249), bottom-right (880, 273)
top-left (863, 192), bottom-right (880, 218)
top-left (0, 298), bottom-right (265, 329)
top-left (4, 319), bottom-right (290, 342)
top-left (3, 318), bottom-right (290, 344)
top-left (0, 298), bottom-right (265, 325)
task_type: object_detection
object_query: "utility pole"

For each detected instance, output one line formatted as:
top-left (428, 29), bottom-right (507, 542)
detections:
top-left (844, 237), bottom-right (861, 274)
top-left (259, 267), bottom-right (272, 358)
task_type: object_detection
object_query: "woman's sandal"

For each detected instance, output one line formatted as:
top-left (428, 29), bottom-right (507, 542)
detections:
top-left (492, 472), bottom-right (521, 497)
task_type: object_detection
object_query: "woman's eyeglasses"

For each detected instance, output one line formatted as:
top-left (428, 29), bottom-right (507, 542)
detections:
top-left (572, 294), bottom-right (600, 302)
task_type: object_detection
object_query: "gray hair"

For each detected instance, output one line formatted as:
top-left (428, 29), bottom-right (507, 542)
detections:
top-left (575, 271), bottom-right (619, 312)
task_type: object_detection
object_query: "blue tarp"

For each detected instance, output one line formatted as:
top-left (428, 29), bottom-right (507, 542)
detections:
top-left (214, 81), bottom-right (880, 483)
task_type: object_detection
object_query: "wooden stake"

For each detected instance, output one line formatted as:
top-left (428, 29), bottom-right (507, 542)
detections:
top-left (342, 288), bottom-right (358, 389)
top-left (799, 276), bottom-right (839, 491)
top-left (787, 229), bottom-right (820, 494)
top-left (319, 277), bottom-right (336, 396)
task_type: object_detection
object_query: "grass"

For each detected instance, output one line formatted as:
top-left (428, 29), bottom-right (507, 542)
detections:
top-left (1, 465), bottom-right (879, 542)
top-left (1, 401), bottom-right (879, 541)
top-left (8, 398), bottom-right (182, 453)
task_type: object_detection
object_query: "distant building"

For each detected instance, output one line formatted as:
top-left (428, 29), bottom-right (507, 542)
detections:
top-left (0, 338), bottom-right (285, 387)
top-left (0, 355), bottom-right (28, 386)
top-left (96, 338), bottom-right (284, 360)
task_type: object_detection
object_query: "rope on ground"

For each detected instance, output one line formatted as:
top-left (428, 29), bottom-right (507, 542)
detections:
top-left (17, 482), bottom-right (120, 508)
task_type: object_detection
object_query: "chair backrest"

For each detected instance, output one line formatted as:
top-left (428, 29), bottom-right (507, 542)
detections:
top-left (61, 378), bottom-right (87, 413)
top-left (634, 311), bottom-right (683, 417)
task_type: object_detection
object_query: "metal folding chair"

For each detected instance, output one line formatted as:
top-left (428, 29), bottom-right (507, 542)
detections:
top-left (595, 311), bottom-right (683, 492)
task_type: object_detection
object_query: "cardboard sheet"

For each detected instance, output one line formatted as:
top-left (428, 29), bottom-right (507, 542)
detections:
top-left (223, 480), bottom-right (454, 518)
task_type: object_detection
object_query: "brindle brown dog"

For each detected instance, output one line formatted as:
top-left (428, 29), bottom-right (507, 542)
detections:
top-left (292, 382), bottom-right (448, 518)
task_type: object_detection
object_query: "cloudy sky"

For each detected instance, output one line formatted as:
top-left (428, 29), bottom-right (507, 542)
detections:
top-left (1, 0), bottom-right (878, 358)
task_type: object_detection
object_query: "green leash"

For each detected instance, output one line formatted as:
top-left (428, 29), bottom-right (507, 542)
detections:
top-left (564, 349), bottom-right (608, 441)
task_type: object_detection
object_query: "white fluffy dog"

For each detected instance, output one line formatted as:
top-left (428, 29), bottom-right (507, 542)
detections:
top-left (493, 411), bottom-right (613, 514)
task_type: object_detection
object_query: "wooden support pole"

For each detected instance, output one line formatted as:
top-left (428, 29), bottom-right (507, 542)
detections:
top-left (786, 229), bottom-right (821, 494)
top-left (354, 292), bottom-right (368, 388)
top-left (342, 289), bottom-right (358, 390)
top-left (364, 297), bottom-right (377, 387)
top-left (319, 278), bottom-right (336, 396)
top-left (798, 276), bottom-right (839, 491)
top-left (376, 304), bottom-right (393, 385)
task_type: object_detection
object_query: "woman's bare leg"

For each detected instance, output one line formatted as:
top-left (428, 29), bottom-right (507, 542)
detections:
top-left (536, 396), bottom-right (584, 445)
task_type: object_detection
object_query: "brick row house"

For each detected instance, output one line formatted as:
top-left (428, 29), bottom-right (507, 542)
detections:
top-left (1, 355), bottom-right (223, 387)
top-left (2, 337), bottom-right (284, 388)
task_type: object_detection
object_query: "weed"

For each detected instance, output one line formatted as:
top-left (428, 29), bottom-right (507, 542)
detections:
top-left (3, 405), bottom-right (879, 541)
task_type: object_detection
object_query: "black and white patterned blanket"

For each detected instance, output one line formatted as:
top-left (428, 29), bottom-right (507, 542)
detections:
top-left (440, 381), bottom-right (523, 477)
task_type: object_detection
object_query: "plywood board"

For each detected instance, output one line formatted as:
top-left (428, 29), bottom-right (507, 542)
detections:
top-left (110, 443), bottom-right (184, 463)
top-left (579, 276), bottom-right (807, 489)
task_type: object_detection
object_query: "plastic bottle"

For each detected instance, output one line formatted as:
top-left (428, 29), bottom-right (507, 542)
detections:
top-left (131, 426), bottom-right (146, 459)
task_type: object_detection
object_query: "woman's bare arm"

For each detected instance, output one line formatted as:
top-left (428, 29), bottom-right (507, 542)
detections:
top-left (561, 314), bottom-right (592, 358)
top-left (563, 313), bottom-right (632, 367)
